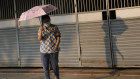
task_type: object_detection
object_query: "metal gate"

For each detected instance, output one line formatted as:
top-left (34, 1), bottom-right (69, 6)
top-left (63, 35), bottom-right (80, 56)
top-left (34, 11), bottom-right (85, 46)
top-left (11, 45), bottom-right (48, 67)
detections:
top-left (79, 22), bottom-right (112, 67)
top-left (0, 27), bottom-right (18, 67)
top-left (77, 0), bottom-right (140, 68)
top-left (18, 24), bottom-right (80, 67)
top-left (111, 18), bottom-right (140, 67)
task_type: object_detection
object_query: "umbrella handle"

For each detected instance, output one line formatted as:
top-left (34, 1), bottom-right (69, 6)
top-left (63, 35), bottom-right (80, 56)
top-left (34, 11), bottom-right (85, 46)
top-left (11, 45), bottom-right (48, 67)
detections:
top-left (39, 17), bottom-right (42, 26)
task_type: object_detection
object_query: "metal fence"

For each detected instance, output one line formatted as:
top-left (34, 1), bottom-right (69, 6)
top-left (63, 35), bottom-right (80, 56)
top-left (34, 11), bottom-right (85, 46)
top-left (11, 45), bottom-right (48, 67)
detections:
top-left (109, 0), bottom-right (140, 9)
top-left (77, 0), bottom-right (140, 12)
top-left (0, 0), bottom-right (140, 20)
top-left (76, 0), bottom-right (107, 12)
top-left (44, 0), bottom-right (75, 15)
top-left (0, 0), bottom-right (15, 20)
top-left (15, 0), bottom-right (42, 18)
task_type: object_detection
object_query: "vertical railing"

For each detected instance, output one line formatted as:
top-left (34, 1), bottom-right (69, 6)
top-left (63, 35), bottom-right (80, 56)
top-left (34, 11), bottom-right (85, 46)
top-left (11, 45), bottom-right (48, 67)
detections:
top-left (0, 0), bottom-right (15, 20)
top-left (1, 0), bottom-right (140, 20)
top-left (13, 0), bottom-right (21, 67)
top-left (106, 0), bottom-right (114, 68)
top-left (44, 0), bottom-right (75, 15)
top-left (76, 0), bottom-right (107, 12)
top-left (109, 0), bottom-right (140, 9)
top-left (76, 0), bottom-right (140, 13)
top-left (74, 0), bottom-right (82, 67)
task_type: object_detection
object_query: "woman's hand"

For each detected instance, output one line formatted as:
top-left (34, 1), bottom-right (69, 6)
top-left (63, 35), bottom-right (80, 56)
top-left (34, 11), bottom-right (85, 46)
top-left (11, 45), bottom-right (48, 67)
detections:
top-left (54, 37), bottom-right (60, 51)
top-left (54, 46), bottom-right (58, 51)
top-left (38, 26), bottom-right (43, 41)
top-left (40, 26), bottom-right (43, 31)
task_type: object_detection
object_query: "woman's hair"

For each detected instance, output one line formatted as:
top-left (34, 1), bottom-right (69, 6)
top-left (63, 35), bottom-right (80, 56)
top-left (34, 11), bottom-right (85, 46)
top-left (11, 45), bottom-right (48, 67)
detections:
top-left (41, 14), bottom-right (50, 21)
top-left (41, 15), bottom-right (50, 26)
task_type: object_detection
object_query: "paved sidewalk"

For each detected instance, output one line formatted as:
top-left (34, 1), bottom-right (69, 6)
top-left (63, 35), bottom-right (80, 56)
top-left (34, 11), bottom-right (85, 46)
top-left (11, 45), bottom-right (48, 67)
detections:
top-left (0, 68), bottom-right (140, 79)
top-left (0, 73), bottom-right (140, 79)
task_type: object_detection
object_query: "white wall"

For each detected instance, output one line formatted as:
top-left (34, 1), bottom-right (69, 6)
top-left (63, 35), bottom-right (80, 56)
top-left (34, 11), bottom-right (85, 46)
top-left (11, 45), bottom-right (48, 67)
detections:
top-left (0, 14), bottom-right (76, 29)
top-left (116, 8), bottom-right (140, 19)
top-left (0, 20), bottom-right (16, 29)
top-left (51, 14), bottom-right (76, 24)
top-left (78, 12), bottom-right (103, 23)
top-left (19, 14), bottom-right (76, 27)
top-left (19, 18), bottom-right (41, 27)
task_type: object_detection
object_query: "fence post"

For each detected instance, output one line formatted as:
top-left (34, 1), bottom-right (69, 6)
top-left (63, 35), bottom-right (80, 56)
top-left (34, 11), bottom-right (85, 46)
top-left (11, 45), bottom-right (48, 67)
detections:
top-left (74, 0), bottom-right (82, 67)
top-left (106, 0), bottom-right (115, 68)
top-left (42, 0), bottom-right (44, 5)
top-left (13, 0), bottom-right (21, 67)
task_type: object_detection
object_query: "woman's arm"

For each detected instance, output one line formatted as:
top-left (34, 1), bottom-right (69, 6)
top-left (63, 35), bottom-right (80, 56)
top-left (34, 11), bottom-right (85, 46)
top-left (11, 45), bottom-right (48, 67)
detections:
top-left (38, 26), bottom-right (43, 41)
top-left (54, 36), bottom-right (60, 51)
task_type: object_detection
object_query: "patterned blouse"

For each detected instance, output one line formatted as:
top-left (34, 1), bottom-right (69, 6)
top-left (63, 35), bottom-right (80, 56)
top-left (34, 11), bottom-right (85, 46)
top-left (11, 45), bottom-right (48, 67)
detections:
top-left (38, 24), bottom-right (61, 53)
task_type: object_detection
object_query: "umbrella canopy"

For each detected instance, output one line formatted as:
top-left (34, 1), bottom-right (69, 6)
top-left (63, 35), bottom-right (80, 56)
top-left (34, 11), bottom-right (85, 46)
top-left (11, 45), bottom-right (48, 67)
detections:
top-left (18, 4), bottom-right (57, 21)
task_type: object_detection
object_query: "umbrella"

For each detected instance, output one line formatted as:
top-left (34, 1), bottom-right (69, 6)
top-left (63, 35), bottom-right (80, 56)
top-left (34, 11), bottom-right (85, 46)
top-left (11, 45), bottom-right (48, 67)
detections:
top-left (19, 4), bottom-right (57, 21)
top-left (18, 4), bottom-right (57, 29)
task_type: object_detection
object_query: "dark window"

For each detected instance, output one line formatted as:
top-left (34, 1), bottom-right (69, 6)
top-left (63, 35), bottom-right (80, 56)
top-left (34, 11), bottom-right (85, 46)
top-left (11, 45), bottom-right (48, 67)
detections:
top-left (102, 10), bottom-right (116, 20)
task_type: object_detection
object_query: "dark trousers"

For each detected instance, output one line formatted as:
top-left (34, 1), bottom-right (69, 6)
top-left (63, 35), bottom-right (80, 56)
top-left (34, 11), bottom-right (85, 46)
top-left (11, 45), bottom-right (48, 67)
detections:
top-left (40, 52), bottom-right (59, 79)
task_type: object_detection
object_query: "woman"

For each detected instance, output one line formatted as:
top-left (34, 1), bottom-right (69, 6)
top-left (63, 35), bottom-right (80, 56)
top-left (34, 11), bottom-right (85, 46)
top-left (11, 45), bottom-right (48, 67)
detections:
top-left (38, 14), bottom-right (61, 79)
